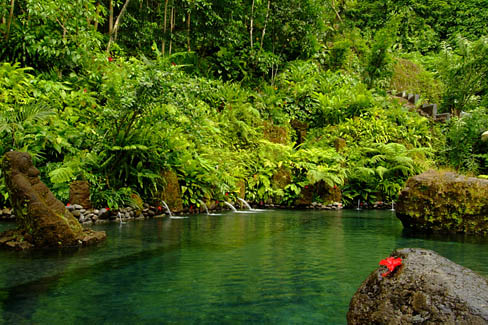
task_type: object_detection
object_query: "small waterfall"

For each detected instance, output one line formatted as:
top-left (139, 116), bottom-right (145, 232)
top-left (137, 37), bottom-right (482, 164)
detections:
top-left (356, 199), bottom-right (361, 211)
top-left (118, 212), bottom-right (126, 224)
top-left (238, 198), bottom-right (252, 210)
top-left (161, 200), bottom-right (173, 217)
top-left (224, 202), bottom-right (237, 212)
top-left (391, 200), bottom-right (395, 211)
top-left (199, 200), bottom-right (210, 215)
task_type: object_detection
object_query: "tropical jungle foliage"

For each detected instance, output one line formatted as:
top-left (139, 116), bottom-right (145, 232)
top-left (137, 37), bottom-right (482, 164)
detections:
top-left (1, 0), bottom-right (487, 209)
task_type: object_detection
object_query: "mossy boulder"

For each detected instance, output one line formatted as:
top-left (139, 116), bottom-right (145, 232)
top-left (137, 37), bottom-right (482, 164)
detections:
top-left (0, 151), bottom-right (106, 249)
top-left (263, 122), bottom-right (289, 144)
top-left (348, 248), bottom-right (488, 324)
top-left (160, 170), bottom-right (183, 212)
top-left (69, 180), bottom-right (92, 208)
top-left (396, 170), bottom-right (488, 235)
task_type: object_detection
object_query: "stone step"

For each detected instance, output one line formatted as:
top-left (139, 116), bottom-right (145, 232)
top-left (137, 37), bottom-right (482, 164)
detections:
top-left (420, 103), bottom-right (437, 117)
top-left (435, 113), bottom-right (451, 122)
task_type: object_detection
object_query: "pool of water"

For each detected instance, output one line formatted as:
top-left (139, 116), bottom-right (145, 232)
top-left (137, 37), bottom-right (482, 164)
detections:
top-left (0, 209), bottom-right (487, 324)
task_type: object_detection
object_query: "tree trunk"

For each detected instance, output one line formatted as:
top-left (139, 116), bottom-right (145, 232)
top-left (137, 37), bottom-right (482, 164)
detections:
top-left (260, 0), bottom-right (271, 49)
top-left (250, 0), bottom-right (255, 48)
top-left (107, 0), bottom-right (132, 52)
top-left (162, 0), bottom-right (168, 55)
top-left (169, 5), bottom-right (174, 55)
top-left (109, 0), bottom-right (114, 34)
top-left (187, 10), bottom-right (191, 52)
top-left (5, 0), bottom-right (15, 41)
top-left (94, 2), bottom-right (101, 30)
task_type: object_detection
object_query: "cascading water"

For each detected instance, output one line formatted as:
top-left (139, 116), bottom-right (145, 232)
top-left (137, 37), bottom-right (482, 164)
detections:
top-left (391, 200), bottom-right (395, 211)
top-left (160, 201), bottom-right (173, 217)
top-left (237, 198), bottom-right (252, 210)
top-left (161, 200), bottom-right (188, 219)
top-left (356, 199), bottom-right (361, 211)
top-left (118, 212), bottom-right (126, 224)
top-left (198, 200), bottom-right (210, 215)
top-left (224, 202), bottom-right (237, 212)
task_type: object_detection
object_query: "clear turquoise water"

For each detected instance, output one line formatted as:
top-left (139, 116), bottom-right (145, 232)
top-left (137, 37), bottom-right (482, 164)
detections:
top-left (0, 209), bottom-right (487, 324)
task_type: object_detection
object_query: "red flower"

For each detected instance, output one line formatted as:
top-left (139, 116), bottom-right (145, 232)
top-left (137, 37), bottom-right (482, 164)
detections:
top-left (66, 203), bottom-right (70, 207)
top-left (171, 62), bottom-right (176, 66)
top-left (225, 192), bottom-right (229, 196)
top-left (106, 207), bottom-right (110, 211)
top-left (157, 206), bottom-right (162, 211)
top-left (379, 257), bottom-right (402, 277)
top-left (216, 200), bottom-right (219, 204)
top-left (304, 185), bottom-right (309, 189)
top-left (108, 57), bottom-right (113, 62)
top-left (83, 88), bottom-right (87, 93)
top-left (333, 185), bottom-right (337, 189)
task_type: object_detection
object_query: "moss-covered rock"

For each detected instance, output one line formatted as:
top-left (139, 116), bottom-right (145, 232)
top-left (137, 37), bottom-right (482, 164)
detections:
top-left (396, 170), bottom-right (488, 235)
top-left (160, 170), bottom-right (183, 212)
top-left (0, 151), bottom-right (106, 249)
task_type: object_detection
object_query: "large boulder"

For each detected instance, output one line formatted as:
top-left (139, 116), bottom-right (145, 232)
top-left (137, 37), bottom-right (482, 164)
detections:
top-left (0, 151), bottom-right (106, 249)
top-left (396, 170), bottom-right (488, 234)
top-left (348, 248), bottom-right (488, 324)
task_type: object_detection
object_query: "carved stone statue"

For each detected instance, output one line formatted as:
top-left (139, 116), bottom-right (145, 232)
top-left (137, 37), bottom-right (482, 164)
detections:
top-left (0, 151), bottom-right (106, 249)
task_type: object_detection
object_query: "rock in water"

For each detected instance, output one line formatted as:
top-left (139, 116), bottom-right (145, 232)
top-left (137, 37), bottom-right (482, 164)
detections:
top-left (0, 151), bottom-right (106, 249)
top-left (396, 170), bottom-right (488, 234)
top-left (347, 248), bottom-right (488, 324)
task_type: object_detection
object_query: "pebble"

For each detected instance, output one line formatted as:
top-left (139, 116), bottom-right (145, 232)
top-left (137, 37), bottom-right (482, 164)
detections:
top-left (72, 210), bottom-right (81, 217)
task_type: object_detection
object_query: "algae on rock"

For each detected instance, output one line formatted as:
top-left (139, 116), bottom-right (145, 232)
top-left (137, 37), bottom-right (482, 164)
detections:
top-left (396, 170), bottom-right (488, 235)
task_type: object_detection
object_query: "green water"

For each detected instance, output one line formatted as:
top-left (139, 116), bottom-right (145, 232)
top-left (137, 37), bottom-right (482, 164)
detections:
top-left (0, 209), bottom-right (487, 324)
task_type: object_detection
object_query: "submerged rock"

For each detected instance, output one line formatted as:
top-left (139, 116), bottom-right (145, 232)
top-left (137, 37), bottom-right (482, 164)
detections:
top-left (396, 170), bottom-right (488, 234)
top-left (0, 151), bottom-right (106, 249)
top-left (347, 248), bottom-right (488, 324)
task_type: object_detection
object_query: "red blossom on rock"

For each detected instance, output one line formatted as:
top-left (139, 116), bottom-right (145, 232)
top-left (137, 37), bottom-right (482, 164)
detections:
top-left (379, 256), bottom-right (402, 277)
top-left (66, 203), bottom-right (70, 207)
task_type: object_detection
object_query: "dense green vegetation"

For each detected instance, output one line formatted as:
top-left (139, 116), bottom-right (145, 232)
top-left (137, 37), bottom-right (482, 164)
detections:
top-left (1, 0), bottom-right (488, 209)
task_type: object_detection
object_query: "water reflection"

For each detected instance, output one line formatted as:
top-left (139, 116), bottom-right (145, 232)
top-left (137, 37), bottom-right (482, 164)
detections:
top-left (0, 210), bottom-right (486, 324)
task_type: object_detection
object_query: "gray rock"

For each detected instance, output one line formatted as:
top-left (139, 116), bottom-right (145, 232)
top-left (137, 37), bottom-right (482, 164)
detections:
top-left (93, 209), bottom-right (99, 215)
top-left (82, 221), bottom-right (93, 226)
top-left (348, 248), bottom-right (488, 324)
top-left (72, 210), bottom-right (81, 217)
top-left (73, 204), bottom-right (83, 210)
top-left (98, 208), bottom-right (108, 216)
top-left (80, 209), bottom-right (86, 214)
